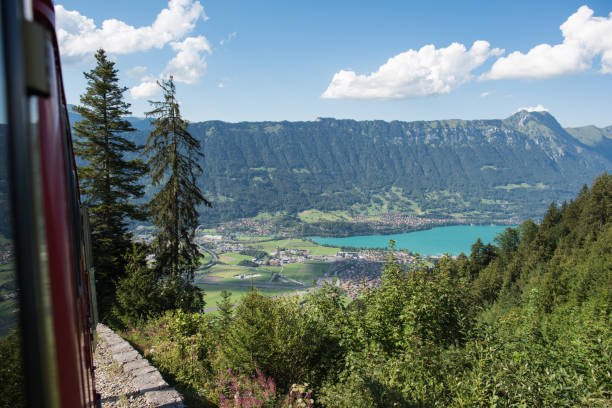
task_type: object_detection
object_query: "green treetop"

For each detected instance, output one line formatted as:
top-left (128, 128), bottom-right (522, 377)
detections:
top-left (144, 76), bottom-right (211, 282)
top-left (73, 49), bottom-right (146, 318)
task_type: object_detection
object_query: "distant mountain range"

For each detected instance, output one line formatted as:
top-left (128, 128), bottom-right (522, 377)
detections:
top-left (565, 124), bottom-right (612, 163)
top-left (68, 106), bottom-right (611, 226)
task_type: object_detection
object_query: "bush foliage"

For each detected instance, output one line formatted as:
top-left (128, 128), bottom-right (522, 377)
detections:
top-left (124, 174), bottom-right (611, 407)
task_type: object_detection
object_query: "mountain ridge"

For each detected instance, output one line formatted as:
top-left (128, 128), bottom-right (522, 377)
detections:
top-left (67, 106), bottom-right (611, 226)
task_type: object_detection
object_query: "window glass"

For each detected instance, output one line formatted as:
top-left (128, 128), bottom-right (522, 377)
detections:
top-left (0, 4), bottom-right (27, 408)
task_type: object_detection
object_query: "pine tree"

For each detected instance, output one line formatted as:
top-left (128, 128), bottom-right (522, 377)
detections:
top-left (144, 76), bottom-right (211, 294)
top-left (112, 244), bottom-right (162, 327)
top-left (73, 49), bottom-right (146, 318)
top-left (217, 289), bottom-right (234, 329)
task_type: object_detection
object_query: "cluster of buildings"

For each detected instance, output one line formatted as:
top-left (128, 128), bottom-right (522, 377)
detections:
top-left (334, 250), bottom-right (421, 298)
top-left (337, 249), bottom-right (415, 264)
top-left (211, 242), bottom-right (245, 253)
top-left (353, 213), bottom-right (452, 229)
top-left (261, 249), bottom-right (310, 265)
top-left (216, 218), bottom-right (296, 237)
top-left (0, 244), bottom-right (12, 265)
top-left (336, 262), bottom-right (383, 298)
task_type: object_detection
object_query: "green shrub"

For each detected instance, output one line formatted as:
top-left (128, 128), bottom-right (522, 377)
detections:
top-left (0, 330), bottom-right (25, 408)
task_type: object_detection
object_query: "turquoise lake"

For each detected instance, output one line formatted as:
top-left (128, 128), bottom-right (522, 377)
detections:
top-left (311, 225), bottom-right (515, 256)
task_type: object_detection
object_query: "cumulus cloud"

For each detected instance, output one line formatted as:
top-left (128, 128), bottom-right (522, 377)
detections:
top-left (322, 41), bottom-right (503, 100)
top-left (163, 35), bottom-right (211, 84)
top-left (480, 91), bottom-right (490, 98)
top-left (56, 0), bottom-right (206, 59)
top-left (517, 104), bottom-right (549, 112)
top-left (483, 6), bottom-right (612, 80)
top-left (129, 35), bottom-right (211, 99)
top-left (130, 81), bottom-right (160, 99)
top-left (217, 82), bottom-right (225, 88)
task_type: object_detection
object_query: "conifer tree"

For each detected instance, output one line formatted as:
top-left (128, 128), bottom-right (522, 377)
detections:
top-left (112, 244), bottom-right (163, 327)
top-left (217, 289), bottom-right (234, 328)
top-left (73, 49), bottom-right (146, 318)
top-left (144, 76), bottom-right (211, 285)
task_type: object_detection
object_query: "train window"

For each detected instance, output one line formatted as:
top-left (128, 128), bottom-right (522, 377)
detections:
top-left (0, 4), bottom-right (27, 407)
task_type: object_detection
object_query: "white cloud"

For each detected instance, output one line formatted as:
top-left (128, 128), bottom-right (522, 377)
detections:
top-left (483, 6), bottom-right (612, 80)
top-left (127, 66), bottom-right (148, 78)
top-left (217, 82), bottom-right (225, 88)
top-left (130, 81), bottom-right (159, 99)
top-left (164, 36), bottom-right (212, 84)
top-left (480, 91), bottom-right (490, 98)
top-left (56, 1), bottom-right (215, 99)
top-left (220, 31), bottom-right (237, 46)
top-left (517, 104), bottom-right (549, 112)
top-left (322, 41), bottom-right (503, 100)
top-left (56, 0), bottom-right (206, 59)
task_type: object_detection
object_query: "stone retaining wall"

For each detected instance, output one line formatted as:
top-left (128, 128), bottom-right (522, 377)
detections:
top-left (96, 323), bottom-right (184, 407)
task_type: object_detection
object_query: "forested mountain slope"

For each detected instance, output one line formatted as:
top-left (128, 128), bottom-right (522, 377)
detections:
top-left (69, 108), bottom-right (611, 224)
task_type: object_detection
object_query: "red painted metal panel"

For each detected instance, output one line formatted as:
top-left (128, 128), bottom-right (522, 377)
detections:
top-left (37, 60), bottom-right (85, 408)
top-left (32, 1), bottom-right (99, 405)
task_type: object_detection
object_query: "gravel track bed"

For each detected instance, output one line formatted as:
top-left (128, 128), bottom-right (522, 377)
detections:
top-left (94, 338), bottom-right (155, 408)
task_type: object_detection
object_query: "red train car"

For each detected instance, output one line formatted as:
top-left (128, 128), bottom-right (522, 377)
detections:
top-left (1, 0), bottom-right (99, 407)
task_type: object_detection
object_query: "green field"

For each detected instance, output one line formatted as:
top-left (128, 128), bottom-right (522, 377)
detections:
top-left (195, 258), bottom-right (337, 312)
top-left (198, 264), bottom-right (274, 283)
top-left (272, 261), bottom-right (332, 283)
top-left (194, 237), bottom-right (341, 310)
top-left (218, 252), bottom-right (254, 265)
top-left (198, 284), bottom-right (293, 308)
top-left (198, 260), bottom-right (333, 286)
top-left (248, 239), bottom-right (340, 256)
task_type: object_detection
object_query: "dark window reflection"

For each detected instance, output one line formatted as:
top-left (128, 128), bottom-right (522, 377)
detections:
top-left (0, 5), bottom-right (26, 407)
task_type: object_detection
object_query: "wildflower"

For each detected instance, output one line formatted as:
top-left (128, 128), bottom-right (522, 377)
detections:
top-left (220, 394), bottom-right (226, 401)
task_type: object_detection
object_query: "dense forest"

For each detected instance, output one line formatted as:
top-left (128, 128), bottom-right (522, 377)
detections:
top-left (70, 108), bottom-right (611, 226)
top-left (122, 174), bottom-right (611, 407)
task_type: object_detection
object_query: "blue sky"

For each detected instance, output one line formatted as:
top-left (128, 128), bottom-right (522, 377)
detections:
top-left (56, 0), bottom-right (612, 127)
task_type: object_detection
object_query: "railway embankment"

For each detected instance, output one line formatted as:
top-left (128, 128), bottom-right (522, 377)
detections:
top-left (95, 324), bottom-right (184, 407)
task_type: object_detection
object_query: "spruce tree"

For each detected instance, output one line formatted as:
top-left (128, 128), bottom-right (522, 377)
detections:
top-left (217, 289), bottom-right (234, 329)
top-left (112, 244), bottom-right (162, 327)
top-left (144, 76), bottom-right (211, 304)
top-left (73, 49), bottom-right (146, 318)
